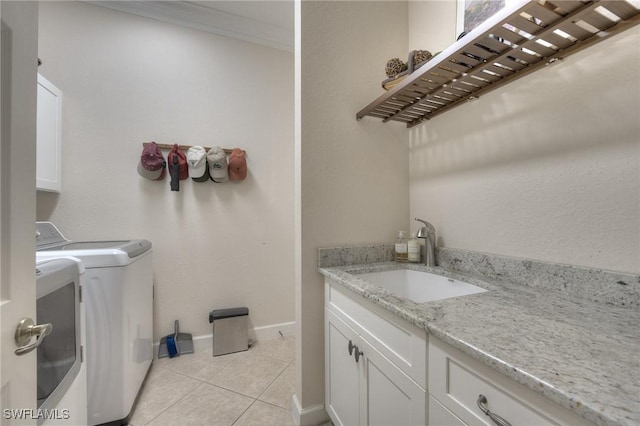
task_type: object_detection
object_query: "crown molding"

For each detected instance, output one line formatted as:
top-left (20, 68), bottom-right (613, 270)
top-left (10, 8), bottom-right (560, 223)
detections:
top-left (86, 1), bottom-right (294, 52)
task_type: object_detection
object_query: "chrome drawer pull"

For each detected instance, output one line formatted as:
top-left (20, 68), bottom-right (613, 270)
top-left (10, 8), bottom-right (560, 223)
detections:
top-left (477, 394), bottom-right (511, 426)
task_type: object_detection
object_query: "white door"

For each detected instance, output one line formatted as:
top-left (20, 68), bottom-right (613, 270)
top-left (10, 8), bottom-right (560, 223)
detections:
top-left (0, 2), bottom-right (39, 424)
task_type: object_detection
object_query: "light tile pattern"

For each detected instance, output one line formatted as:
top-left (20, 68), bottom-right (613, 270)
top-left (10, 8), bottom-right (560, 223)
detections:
top-left (129, 337), bottom-right (296, 426)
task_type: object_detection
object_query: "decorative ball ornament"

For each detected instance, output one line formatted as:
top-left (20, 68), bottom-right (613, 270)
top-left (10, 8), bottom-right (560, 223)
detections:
top-left (413, 50), bottom-right (433, 66)
top-left (385, 58), bottom-right (407, 77)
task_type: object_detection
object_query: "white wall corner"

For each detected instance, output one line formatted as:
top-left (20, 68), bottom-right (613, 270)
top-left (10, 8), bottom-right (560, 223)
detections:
top-left (292, 393), bottom-right (329, 426)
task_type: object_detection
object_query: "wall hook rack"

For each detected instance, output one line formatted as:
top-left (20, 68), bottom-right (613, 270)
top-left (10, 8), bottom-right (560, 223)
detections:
top-left (142, 142), bottom-right (245, 156)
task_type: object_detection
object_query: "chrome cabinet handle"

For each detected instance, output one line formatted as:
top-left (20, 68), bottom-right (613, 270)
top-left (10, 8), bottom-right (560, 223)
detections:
top-left (14, 317), bottom-right (53, 356)
top-left (477, 395), bottom-right (511, 426)
top-left (348, 340), bottom-right (355, 356)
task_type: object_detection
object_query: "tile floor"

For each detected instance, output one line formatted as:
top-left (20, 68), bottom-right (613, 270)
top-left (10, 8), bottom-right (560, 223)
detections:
top-left (128, 336), bottom-right (297, 426)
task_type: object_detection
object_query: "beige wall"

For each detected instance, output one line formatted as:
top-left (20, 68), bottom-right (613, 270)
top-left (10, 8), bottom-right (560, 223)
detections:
top-left (408, 4), bottom-right (640, 274)
top-left (409, 0), bottom-right (457, 53)
top-left (296, 1), bottom-right (409, 422)
top-left (37, 1), bottom-right (295, 341)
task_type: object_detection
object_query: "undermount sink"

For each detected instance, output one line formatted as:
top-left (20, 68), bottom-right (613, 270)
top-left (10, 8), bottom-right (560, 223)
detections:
top-left (356, 269), bottom-right (487, 303)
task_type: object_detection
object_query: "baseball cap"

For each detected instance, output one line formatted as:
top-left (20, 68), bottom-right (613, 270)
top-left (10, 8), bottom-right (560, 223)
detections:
top-left (168, 144), bottom-right (188, 191)
top-left (167, 144), bottom-right (188, 180)
top-left (207, 146), bottom-right (228, 183)
top-left (187, 146), bottom-right (209, 182)
top-left (228, 148), bottom-right (247, 181)
top-left (137, 142), bottom-right (166, 180)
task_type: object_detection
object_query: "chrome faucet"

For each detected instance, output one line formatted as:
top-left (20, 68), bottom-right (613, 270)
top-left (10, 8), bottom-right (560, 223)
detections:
top-left (415, 218), bottom-right (436, 266)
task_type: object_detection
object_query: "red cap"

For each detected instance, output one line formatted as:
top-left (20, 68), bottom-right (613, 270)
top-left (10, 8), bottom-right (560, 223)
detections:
top-left (228, 148), bottom-right (247, 181)
top-left (167, 144), bottom-right (189, 180)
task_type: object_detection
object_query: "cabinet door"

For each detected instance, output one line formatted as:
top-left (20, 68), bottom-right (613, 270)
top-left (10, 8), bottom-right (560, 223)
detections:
top-left (326, 278), bottom-right (427, 387)
top-left (36, 74), bottom-right (62, 192)
top-left (325, 309), bottom-right (362, 426)
top-left (362, 338), bottom-right (426, 426)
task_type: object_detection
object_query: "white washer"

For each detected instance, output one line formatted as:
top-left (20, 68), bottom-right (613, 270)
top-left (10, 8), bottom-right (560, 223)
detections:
top-left (36, 222), bottom-right (153, 426)
top-left (36, 257), bottom-right (87, 426)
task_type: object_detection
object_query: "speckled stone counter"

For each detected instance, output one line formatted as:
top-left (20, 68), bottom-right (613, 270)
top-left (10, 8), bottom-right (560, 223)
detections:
top-left (318, 246), bottom-right (640, 426)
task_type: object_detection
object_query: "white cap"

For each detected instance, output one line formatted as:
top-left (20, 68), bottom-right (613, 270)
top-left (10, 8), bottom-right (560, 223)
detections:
top-left (207, 146), bottom-right (228, 183)
top-left (187, 146), bottom-right (208, 181)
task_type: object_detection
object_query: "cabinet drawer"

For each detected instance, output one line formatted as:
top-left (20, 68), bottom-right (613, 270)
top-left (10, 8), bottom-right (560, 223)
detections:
top-left (429, 395), bottom-right (465, 426)
top-left (325, 279), bottom-right (426, 388)
top-left (429, 337), bottom-right (593, 426)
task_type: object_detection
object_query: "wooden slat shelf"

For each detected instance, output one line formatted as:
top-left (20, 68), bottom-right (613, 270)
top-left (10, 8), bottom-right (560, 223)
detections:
top-left (356, 0), bottom-right (640, 128)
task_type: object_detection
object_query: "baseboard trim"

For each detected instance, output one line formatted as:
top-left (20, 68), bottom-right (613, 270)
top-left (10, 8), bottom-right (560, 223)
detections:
top-left (252, 321), bottom-right (296, 341)
top-left (292, 394), bottom-right (328, 426)
top-left (153, 321), bottom-right (296, 358)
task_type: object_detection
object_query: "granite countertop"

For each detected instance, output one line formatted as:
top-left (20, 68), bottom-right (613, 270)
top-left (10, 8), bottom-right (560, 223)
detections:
top-left (318, 261), bottom-right (640, 426)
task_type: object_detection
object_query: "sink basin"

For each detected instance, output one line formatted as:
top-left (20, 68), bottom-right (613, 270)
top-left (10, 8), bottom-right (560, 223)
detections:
top-left (356, 269), bottom-right (487, 303)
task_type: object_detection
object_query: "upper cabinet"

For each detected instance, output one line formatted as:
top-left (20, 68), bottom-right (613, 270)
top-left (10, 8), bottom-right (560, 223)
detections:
top-left (37, 74), bottom-right (62, 192)
top-left (357, 0), bottom-right (640, 128)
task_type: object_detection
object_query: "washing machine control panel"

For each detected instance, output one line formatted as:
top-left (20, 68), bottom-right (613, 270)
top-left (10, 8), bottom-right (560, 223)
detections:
top-left (36, 222), bottom-right (68, 249)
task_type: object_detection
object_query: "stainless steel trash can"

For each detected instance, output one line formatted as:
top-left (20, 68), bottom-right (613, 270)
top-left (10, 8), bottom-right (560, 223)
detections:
top-left (208, 307), bottom-right (249, 356)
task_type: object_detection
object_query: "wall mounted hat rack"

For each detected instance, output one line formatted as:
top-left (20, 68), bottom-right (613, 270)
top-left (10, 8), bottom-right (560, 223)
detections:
top-left (139, 142), bottom-right (248, 185)
top-left (142, 142), bottom-right (244, 155)
top-left (356, 0), bottom-right (640, 128)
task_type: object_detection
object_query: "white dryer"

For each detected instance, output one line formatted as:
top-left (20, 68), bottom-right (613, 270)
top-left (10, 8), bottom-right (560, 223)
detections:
top-left (36, 222), bottom-right (153, 426)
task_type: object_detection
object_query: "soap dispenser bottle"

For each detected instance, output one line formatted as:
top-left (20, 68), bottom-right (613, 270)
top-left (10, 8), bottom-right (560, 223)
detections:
top-left (395, 231), bottom-right (408, 263)
top-left (408, 232), bottom-right (420, 263)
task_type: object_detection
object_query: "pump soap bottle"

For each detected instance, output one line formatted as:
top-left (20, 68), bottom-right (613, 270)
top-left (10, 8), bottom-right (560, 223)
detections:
top-left (395, 231), bottom-right (408, 263)
top-left (408, 232), bottom-right (420, 263)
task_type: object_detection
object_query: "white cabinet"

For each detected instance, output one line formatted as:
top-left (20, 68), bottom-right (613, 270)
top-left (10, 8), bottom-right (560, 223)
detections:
top-left (428, 395), bottom-right (465, 426)
top-left (362, 336), bottom-right (426, 426)
top-left (324, 279), bottom-right (426, 426)
top-left (324, 277), bottom-right (595, 426)
top-left (36, 74), bottom-right (62, 192)
top-left (428, 336), bottom-right (594, 426)
top-left (325, 309), bottom-right (361, 426)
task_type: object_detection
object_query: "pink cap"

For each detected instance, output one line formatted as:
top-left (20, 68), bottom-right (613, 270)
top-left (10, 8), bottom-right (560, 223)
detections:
top-left (137, 142), bottom-right (166, 180)
top-left (228, 148), bottom-right (247, 181)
